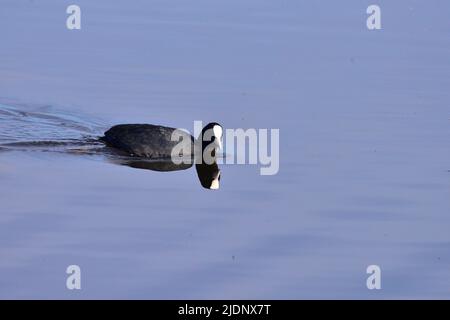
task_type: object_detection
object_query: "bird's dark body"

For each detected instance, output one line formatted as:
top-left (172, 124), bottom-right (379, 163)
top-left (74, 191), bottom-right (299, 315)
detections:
top-left (101, 124), bottom-right (194, 158)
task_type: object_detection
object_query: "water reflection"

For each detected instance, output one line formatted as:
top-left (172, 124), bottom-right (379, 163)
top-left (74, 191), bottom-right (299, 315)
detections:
top-left (0, 140), bottom-right (222, 190)
top-left (118, 159), bottom-right (192, 172)
top-left (196, 162), bottom-right (221, 190)
top-left (110, 155), bottom-right (221, 190)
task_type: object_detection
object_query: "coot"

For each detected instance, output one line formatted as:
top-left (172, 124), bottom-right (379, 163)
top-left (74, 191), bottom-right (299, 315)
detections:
top-left (100, 122), bottom-right (222, 160)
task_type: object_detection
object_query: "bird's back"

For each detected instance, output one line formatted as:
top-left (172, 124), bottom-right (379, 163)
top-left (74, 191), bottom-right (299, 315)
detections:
top-left (101, 124), bottom-right (193, 158)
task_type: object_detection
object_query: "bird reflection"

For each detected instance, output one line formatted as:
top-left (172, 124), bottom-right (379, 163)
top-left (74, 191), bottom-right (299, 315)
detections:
top-left (111, 155), bottom-right (221, 190)
top-left (0, 140), bottom-right (222, 190)
top-left (196, 162), bottom-right (220, 190)
top-left (120, 159), bottom-right (192, 172)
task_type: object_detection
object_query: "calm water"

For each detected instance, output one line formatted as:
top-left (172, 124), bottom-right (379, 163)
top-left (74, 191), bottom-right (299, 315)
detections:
top-left (0, 0), bottom-right (449, 299)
